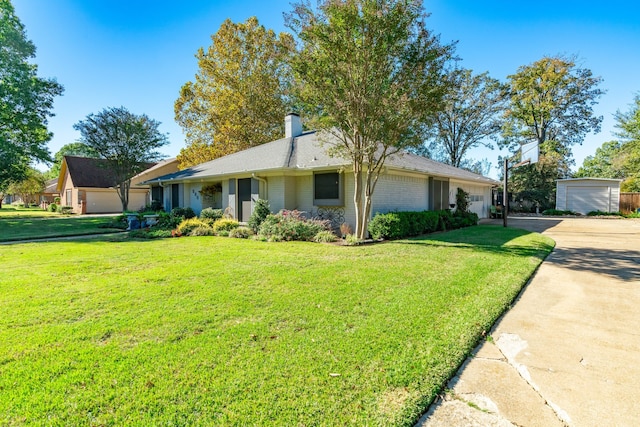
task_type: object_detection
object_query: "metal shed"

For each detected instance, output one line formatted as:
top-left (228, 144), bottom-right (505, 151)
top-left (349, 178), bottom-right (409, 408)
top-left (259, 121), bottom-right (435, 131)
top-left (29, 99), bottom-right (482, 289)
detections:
top-left (556, 178), bottom-right (622, 214)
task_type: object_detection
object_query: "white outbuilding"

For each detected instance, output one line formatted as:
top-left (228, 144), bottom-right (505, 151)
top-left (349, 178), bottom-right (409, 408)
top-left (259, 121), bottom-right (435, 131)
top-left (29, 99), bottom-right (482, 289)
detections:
top-left (555, 178), bottom-right (622, 214)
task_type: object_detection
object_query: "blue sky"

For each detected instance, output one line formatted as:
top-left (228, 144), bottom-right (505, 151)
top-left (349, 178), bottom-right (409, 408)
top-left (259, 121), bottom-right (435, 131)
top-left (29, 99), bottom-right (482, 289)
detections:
top-left (13, 0), bottom-right (640, 179)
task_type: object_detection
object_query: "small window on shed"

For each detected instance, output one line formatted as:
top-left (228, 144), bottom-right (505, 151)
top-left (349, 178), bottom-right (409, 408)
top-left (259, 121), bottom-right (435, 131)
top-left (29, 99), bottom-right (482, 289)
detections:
top-left (314, 172), bottom-right (343, 206)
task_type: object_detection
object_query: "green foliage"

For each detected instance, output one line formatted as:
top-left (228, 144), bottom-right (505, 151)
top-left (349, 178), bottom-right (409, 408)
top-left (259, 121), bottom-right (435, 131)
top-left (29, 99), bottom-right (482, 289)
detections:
top-left (7, 168), bottom-right (46, 206)
top-left (229, 226), bottom-right (253, 239)
top-left (47, 203), bottom-right (57, 212)
top-left (157, 211), bottom-right (181, 229)
top-left (247, 198), bottom-right (271, 232)
top-left (502, 56), bottom-right (605, 210)
top-left (367, 210), bottom-right (458, 240)
top-left (58, 206), bottom-right (73, 215)
top-left (170, 206), bottom-right (196, 220)
top-left (73, 106), bottom-right (169, 211)
top-left (258, 210), bottom-right (329, 242)
top-left (614, 95), bottom-right (640, 189)
top-left (586, 210), bottom-right (622, 217)
top-left (575, 140), bottom-right (624, 178)
top-left (542, 209), bottom-right (576, 216)
top-left (128, 229), bottom-right (174, 239)
top-left (0, 0), bottom-right (64, 191)
top-left (313, 230), bottom-right (337, 243)
top-left (189, 226), bottom-right (216, 237)
top-left (199, 207), bottom-right (223, 221)
top-left (425, 69), bottom-right (507, 167)
top-left (212, 218), bottom-right (240, 233)
top-left (176, 218), bottom-right (209, 235)
top-left (175, 17), bottom-right (294, 169)
top-left (344, 233), bottom-right (364, 246)
top-left (286, 0), bottom-right (454, 239)
top-left (455, 188), bottom-right (471, 214)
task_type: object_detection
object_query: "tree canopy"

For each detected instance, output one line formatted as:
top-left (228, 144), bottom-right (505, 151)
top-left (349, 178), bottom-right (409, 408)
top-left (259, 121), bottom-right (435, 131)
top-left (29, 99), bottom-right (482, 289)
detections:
top-left (614, 95), bottom-right (640, 191)
top-left (287, 0), bottom-right (453, 238)
top-left (502, 56), bottom-right (604, 209)
top-left (574, 140), bottom-right (624, 179)
top-left (426, 68), bottom-right (507, 168)
top-left (73, 106), bottom-right (168, 211)
top-left (175, 17), bottom-right (294, 169)
top-left (0, 0), bottom-right (64, 191)
top-left (6, 167), bottom-right (45, 206)
top-left (46, 142), bottom-right (100, 180)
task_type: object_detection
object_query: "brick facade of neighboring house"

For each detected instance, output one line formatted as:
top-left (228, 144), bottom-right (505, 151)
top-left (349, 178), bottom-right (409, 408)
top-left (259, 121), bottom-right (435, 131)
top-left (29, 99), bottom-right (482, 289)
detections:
top-left (56, 156), bottom-right (178, 214)
top-left (144, 114), bottom-right (498, 229)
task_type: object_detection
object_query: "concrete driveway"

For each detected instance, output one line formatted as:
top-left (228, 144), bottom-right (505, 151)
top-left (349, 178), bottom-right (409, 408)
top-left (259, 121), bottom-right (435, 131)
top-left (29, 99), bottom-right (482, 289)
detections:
top-left (419, 217), bottom-right (640, 427)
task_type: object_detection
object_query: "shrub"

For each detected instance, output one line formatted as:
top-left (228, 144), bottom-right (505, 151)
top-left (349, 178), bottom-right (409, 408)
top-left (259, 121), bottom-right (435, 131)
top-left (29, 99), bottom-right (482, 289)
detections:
top-left (54, 196), bottom-right (61, 204)
top-left (229, 226), bottom-right (253, 239)
top-left (542, 209), bottom-right (576, 216)
top-left (183, 207), bottom-right (196, 219)
top-left (339, 223), bottom-right (352, 238)
top-left (368, 209), bottom-right (475, 240)
top-left (587, 210), bottom-right (622, 217)
top-left (48, 203), bottom-right (58, 212)
top-left (171, 207), bottom-right (186, 218)
top-left (128, 229), bottom-right (173, 239)
top-left (258, 210), bottom-right (329, 242)
top-left (200, 207), bottom-right (224, 221)
top-left (157, 211), bottom-right (181, 229)
top-left (190, 226), bottom-right (216, 236)
top-left (213, 218), bottom-right (240, 233)
top-left (455, 188), bottom-right (470, 214)
top-left (313, 230), bottom-right (337, 243)
top-left (248, 199), bottom-right (271, 232)
top-left (177, 218), bottom-right (210, 235)
top-left (344, 234), bottom-right (363, 246)
top-left (58, 206), bottom-right (73, 214)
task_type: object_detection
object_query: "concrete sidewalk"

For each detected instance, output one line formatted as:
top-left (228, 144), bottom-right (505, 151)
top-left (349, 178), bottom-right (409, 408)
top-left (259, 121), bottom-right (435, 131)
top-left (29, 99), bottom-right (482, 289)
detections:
top-left (418, 217), bottom-right (640, 427)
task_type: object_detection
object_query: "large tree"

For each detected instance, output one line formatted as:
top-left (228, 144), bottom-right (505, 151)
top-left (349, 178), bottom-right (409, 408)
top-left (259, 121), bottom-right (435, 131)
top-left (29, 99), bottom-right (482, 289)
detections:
top-left (501, 56), bottom-right (604, 208)
top-left (0, 0), bottom-right (63, 191)
top-left (287, 0), bottom-right (453, 238)
top-left (574, 140), bottom-right (624, 179)
top-left (73, 107), bottom-right (168, 211)
top-left (614, 95), bottom-right (640, 191)
top-left (175, 17), bottom-right (294, 169)
top-left (45, 142), bottom-right (100, 179)
top-left (426, 68), bottom-right (507, 168)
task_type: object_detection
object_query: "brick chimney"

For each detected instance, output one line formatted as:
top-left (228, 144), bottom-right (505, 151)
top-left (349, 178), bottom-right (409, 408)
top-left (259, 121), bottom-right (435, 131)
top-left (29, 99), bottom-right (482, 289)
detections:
top-left (285, 112), bottom-right (302, 138)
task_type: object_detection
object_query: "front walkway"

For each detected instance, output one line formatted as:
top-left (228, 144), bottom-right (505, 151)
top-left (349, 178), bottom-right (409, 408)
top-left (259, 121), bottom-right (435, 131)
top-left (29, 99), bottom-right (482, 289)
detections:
top-left (419, 217), bottom-right (640, 426)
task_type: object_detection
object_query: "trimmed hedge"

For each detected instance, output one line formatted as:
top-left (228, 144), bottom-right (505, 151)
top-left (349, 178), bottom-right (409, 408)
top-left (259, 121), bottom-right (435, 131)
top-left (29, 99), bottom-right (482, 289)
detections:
top-left (368, 209), bottom-right (478, 240)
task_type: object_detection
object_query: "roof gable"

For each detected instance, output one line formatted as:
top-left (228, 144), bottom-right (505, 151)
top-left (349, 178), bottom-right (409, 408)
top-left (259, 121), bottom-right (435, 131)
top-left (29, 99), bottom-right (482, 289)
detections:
top-left (61, 156), bottom-right (156, 189)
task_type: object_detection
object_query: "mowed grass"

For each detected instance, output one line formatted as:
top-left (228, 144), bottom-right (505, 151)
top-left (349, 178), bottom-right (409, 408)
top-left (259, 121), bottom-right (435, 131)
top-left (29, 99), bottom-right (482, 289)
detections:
top-left (0, 205), bottom-right (60, 219)
top-left (0, 226), bottom-right (554, 426)
top-left (0, 215), bottom-right (122, 242)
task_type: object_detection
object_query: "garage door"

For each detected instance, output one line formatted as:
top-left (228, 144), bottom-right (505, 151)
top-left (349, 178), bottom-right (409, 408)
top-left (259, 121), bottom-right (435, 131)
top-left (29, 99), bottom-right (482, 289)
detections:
top-left (566, 186), bottom-right (609, 214)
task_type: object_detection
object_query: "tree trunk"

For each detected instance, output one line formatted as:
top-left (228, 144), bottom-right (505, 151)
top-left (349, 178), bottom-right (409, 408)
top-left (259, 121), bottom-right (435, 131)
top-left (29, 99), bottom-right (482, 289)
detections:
top-left (117, 180), bottom-right (131, 212)
top-left (353, 163), bottom-right (363, 238)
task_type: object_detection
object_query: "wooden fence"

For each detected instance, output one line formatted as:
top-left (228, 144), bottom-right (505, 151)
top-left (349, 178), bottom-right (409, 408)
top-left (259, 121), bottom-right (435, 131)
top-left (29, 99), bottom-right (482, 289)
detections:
top-left (620, 193), bottom-right (640, 214)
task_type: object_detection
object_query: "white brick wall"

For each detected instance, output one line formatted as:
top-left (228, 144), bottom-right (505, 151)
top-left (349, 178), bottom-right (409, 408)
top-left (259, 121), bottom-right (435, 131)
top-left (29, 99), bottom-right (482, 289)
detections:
top-left (371, 173), bottom-right (428, 215)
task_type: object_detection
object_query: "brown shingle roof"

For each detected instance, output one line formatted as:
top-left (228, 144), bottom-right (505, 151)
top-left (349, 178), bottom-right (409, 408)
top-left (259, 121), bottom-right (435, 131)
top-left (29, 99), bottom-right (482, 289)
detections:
top-left (64, 156), bottom-right (155, 188)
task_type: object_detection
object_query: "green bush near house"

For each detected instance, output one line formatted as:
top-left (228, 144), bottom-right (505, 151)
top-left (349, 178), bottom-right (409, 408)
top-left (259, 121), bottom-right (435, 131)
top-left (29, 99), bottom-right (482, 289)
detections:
top-left (212, 218), bottom-right (240, 233)
top-left (368, 209), bottom-right (468, 240)
top-left (177, 218), bottom-right (210, 235)
top-left (248, 198), bottom-right (271, 232)
top-left (200, 207), bottom-right (224, 221)
top-left (258, 210), bottom-right (329, 242)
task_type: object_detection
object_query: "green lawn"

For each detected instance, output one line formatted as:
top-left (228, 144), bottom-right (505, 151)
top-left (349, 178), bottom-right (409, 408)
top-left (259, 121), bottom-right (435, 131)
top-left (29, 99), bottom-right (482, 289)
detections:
top-left (0, 226), bottom-right (554, 426)
top-left (0, 205), bottom-right (60, 219)
top-left (0, 215), bottom-right (123, 242)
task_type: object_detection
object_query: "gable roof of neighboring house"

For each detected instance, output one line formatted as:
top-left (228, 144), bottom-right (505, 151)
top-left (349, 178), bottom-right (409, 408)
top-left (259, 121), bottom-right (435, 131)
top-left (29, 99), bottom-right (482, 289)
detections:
top-left (43, 179), bottom-right (59, 195)
top-left (130, 157), bottom-right (179, 187)
top-left (57, 156), bottom-right (156, 191)
top-left (145, 131), bottom-right (498, 186)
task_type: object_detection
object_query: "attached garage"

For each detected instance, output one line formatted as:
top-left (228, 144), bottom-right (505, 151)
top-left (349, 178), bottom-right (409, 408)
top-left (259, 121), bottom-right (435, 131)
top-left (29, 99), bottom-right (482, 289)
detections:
top-left (556, 178), bottom-right (622, 214)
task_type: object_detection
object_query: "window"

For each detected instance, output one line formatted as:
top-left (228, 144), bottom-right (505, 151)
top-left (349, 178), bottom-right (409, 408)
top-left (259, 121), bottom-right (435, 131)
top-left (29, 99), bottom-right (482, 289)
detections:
top-left (314, 172), bottom-right (343, 206)
top-left (65, 189), bottom-right (72, 206)
top-left (151, 186), bottom-right (163, 203)
top-left (469, 195), bottom-right (484, 202)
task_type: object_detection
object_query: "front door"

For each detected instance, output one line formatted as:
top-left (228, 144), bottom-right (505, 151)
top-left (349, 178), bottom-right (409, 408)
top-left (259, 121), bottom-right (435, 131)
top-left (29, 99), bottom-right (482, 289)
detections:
top-left (171, 184), bottom-right (180, 209)
top-left (237, 178), bottom-right (252, 222)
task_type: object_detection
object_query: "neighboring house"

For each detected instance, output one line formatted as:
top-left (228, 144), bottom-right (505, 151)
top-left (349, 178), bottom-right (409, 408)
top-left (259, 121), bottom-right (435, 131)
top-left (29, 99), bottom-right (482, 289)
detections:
top-left (38, 179), bottom-right (60, 208)
top-left (556, 178), bottom-right (622, 214)
top-left (129, 157), bottom-right (180, 207)
top-left (144, 114), bottom-right (498, 228)
top-left (56, 156), bottom-right (175, 214)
